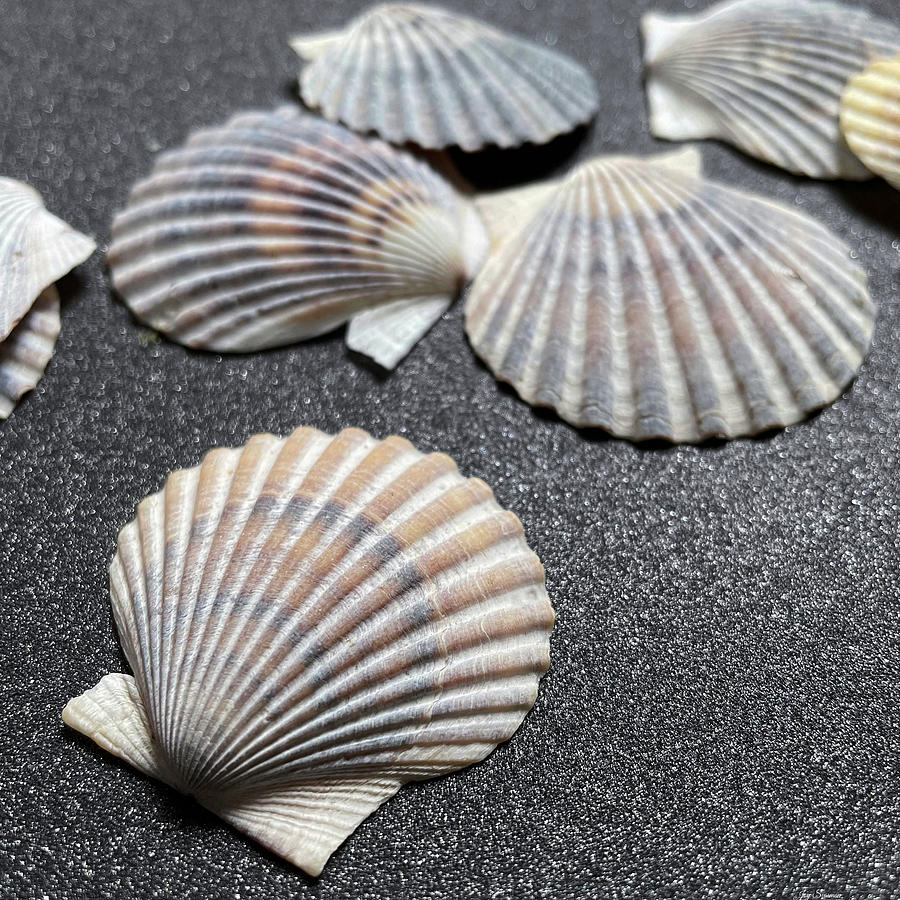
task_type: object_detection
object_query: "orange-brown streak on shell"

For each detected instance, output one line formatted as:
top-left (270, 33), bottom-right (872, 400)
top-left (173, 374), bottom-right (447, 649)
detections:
top-left (162, 436), bottom-right (287, 771)
top-left (214, 564), bottom-right (552, 788)
top-left (179, 434), bottom-right (424, 779)
top-left (170, 430), bottom-right (374, 778)
top-left (185, 452), bottom-right (472, 782)
top-left (196, 489), bottom-right (543, 787)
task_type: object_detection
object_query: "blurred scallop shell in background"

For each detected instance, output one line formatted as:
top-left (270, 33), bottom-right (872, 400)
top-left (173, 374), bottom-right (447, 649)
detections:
top-left (642, 0), bottom-right (900, 179)
top-left (466, 148), bottom-right (873, 444)
top-left (0, 177), bottom-right (95, 418)
top-left (108, 107), bottom-right (488, 370)
top-left (292, 3), bottom-right (599, 152)
top-left (63, 426), bottom-right (554, 876)
top-left (840, 53), bottom-right (900, 191)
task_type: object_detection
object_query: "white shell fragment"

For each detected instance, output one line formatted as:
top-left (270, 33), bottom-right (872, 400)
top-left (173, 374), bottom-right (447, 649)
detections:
top-left (840, 53), bottom-right (900, 191)
top-left (466, 151), bottom-right (873, 443)
top-left (0, 178), bottom-right (95, 418)
top-left (642, 0), bottom-right (900, 179)
top-left (292, 3), bottom-right (599, 151)
top-left (63, 426), bottom-right (554, 876)
top-left (108, 107), bottom-right (488, 369)
top-left (0, 289), bottom-right (61, 419)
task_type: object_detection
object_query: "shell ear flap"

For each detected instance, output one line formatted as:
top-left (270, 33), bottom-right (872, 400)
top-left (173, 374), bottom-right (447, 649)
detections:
top-left (207, 778), bottom-right (402, 878)
top-left (63, 675), bottom-right (401, 877)
top-left (63, 673), bottom-right (172, 786)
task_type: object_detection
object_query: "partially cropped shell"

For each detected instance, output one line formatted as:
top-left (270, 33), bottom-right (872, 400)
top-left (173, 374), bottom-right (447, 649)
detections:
top-left (108, 107), bottom-right (487, 369)
top-left (0, 289), bottom-right (61, 419)
top-left (840, 53), bottom-right (900, 190)
top-left (466, 149), bottom-right (873, 443)
top-left (642, 0), bottom-right (900, 179)
top-left (0, 178), bottom-right (94, 418)
top-left (292, 3), bottom-right (599, 151)
top-left (63, 426), bottom-right (553, 876)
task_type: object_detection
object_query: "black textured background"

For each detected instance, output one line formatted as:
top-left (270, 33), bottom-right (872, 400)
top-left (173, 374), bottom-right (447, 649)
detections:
top-left (1, 0), bottom-right (899, 897)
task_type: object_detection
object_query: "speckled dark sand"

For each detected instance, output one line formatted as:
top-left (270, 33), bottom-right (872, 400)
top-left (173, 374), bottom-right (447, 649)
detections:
top-left (1, 1), bottom-right (898, 897)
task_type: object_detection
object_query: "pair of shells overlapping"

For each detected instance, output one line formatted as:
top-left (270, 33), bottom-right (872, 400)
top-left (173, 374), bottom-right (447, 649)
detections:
top-left (0, 178), bottom-right (95, 418)
top-left (109, 3), bottom-right (599, 370)
top-left (109, 2), bottom-right (874, 444)
top-left (642, 0), bottom-right (900, 183)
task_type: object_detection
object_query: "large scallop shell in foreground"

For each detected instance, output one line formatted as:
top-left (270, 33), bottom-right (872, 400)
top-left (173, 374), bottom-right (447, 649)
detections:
top-left (840, 53), bottom-right (900, 191)
top-left (642, 0), bottom-right (900, 179)
top-left (63, 426), bottom-right (553, 876)
top-left (466, 149), bottom-right (873, 443)
top-left (108, 107), bottom-right (487, 369)
top-left (0, 289), bottom-right (61, 420)
top-left (291, 4), bottom-right (599, 152)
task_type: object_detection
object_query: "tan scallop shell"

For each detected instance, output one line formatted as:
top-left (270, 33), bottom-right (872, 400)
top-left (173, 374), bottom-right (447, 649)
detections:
top-left (108, 107), bottom-right (487, 369)
top-left (63, 426), bottom-right (554, 876)
top-left (840, 53), bottom-right (900, 190)
top-left (0, 178), bottom-right (95, 417)
top-left (292, 3), bottom-right (599, 151)
top-left (466, 149), bottom-right (873, 443)
top-left (642, 0), bottom-right (900, 179)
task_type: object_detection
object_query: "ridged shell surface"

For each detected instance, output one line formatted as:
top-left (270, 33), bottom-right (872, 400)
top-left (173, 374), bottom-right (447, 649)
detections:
top-left (642, 0), bottom-right (900, 179)
top-left (63, 426), bottom-right (553, 876)
top-left (840, 53), bottom-right (900, 190)
top-left (108, 107), bottom-right (487, 369)
top-left (0, 288), bottom-right (61, 419)
top-left (0, 177), bottom-right (95, 341)
top-left (466, 151), bottom-right (873, 444)
top-left (292, 3), bottom-right (599, 151)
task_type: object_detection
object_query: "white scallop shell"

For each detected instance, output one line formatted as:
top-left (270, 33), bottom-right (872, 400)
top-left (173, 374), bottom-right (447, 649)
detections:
top-left (0, 177), bottom-right (95, 342)
top-left (0, 178), bottom-right (94, 417)
top-left (292, 3), bottom-right (599, 151)
top-left (840, 53), bottom-right (900, 190)
top-left (108, 107), bottom-right (488, 369)
top-left (465, 150), bottom-right (873, 443)
top-left (642, 0), bottom-right (900, 179)
top-left (0, 288), bottom-right (61, 420)
top-left (63, 426), bottom-right (554, 876)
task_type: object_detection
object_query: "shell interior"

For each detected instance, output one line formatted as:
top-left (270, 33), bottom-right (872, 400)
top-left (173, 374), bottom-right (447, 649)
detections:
top-left (0, 177), bottom-right (95, 341)
top-left (108, 107), bottom-right (488, 369)
top-left (293, 3), bottom-right (599, 151)
top-left (642, 0), bottom-right (900, 179)
top-left (63, 426), bottom-right (554, 876)
top-left (840, 52), bottom-right (900, 191)
top-left (465, 151), bottom-right (873, 443)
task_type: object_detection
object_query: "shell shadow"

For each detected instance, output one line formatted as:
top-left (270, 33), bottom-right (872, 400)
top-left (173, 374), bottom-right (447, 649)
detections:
top-left (277, 75), bottom-right (591, 190)
top-left (446, 123), bottom-right (594, 191)
top-left (830, 178), bottom-right (900, 234)
top-left (55, 268), bottom-right (90, 311)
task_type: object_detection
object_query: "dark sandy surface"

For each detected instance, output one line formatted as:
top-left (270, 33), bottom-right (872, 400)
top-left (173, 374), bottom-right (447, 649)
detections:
top-left (1, 0), bottom-right (899, 897)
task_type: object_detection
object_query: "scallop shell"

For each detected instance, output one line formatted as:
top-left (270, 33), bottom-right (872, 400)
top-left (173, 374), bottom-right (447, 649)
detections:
top-left (292, 3), bottom-right (599, 152)
top-left (0, 177), bottom-right (95, 342)
top-left (0, 178), bottom-right (94, 417)
top-left (642, 0), bottom-right (900, 179)
top-left (0, 288), bottom-right (61, 419)
top-left (840, 53), bottom-right (900, 190)
top-left (108, 107), bottom-right (488, 369)
top-left (465, 149), bottom-right (873, 443)
top-left (63, 426), bottom-right (553, 876)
